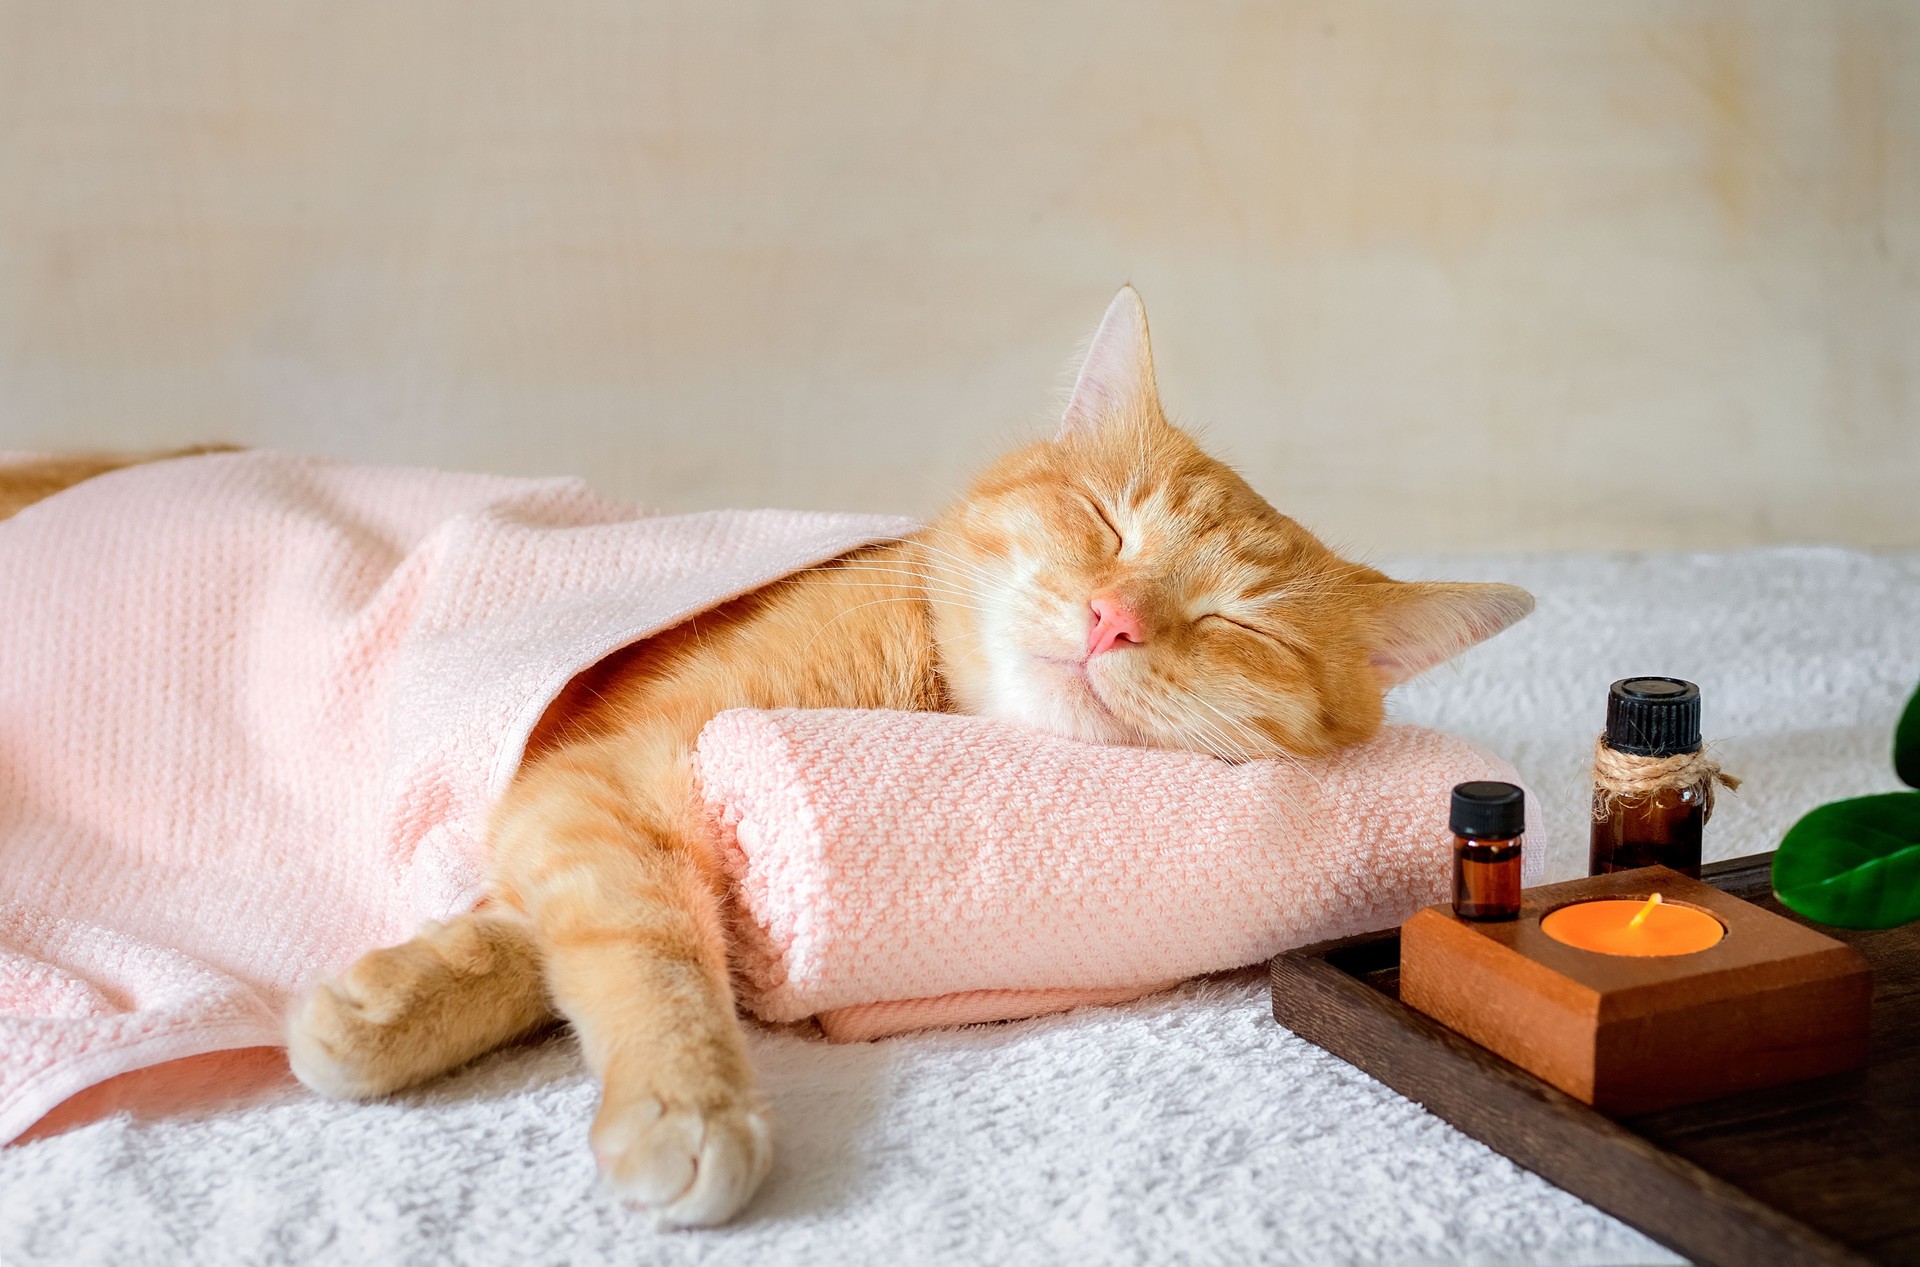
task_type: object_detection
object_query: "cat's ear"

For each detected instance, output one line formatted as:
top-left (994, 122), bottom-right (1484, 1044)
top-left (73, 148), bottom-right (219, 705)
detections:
top-left (1361, 580), bottom-right (1535, 685)
top-left (1060, 285), bottom-right (1162, 438)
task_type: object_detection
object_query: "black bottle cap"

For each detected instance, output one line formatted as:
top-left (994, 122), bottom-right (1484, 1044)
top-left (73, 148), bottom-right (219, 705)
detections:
top-left (1450, 781), bottom-right (1525, 840)
top-left (1605, 677), bottom-right (1702, 757)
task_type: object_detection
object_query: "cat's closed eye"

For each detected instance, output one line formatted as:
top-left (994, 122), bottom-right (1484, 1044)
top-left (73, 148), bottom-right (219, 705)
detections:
top-left (1199, 611), bottom-right (1284, 646)
top-left (1079, 497), bottom-right (1122, 552)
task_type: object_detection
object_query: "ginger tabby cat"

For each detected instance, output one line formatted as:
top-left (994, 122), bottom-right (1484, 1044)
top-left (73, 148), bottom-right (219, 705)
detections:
top-left (1, 289), bottom-right (1532, 1226)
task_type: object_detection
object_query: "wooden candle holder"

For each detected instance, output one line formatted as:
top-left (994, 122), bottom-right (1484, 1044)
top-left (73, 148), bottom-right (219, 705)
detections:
top-left (1399, 866), bottom-right (1872, 1115)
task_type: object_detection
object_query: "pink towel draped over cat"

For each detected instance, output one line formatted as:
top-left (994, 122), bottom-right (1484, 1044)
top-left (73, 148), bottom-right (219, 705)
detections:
top-left (695, 709), bottom-right (1546, 1042)
top-left (0, 451), bottom-right (913, 1143)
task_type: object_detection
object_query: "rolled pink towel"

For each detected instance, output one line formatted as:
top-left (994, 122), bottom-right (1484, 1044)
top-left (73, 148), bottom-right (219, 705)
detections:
top-left (694, 709), bottom-right (1545, 1042)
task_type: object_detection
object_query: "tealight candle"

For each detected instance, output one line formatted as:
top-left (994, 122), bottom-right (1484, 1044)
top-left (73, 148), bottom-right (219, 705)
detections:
top-left (1541, 892), bottom-right (1725, 957)
top-left (1395, 867), bottom-right (1870, 1115)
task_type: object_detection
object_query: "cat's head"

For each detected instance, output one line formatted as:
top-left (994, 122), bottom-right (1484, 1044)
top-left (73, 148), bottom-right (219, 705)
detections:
top-left (922, 286), bottom-right (1533, 759)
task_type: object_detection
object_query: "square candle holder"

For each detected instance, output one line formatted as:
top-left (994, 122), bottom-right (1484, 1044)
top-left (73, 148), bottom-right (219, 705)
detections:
top-left (1399, 865), bottom-right (1873, 1116)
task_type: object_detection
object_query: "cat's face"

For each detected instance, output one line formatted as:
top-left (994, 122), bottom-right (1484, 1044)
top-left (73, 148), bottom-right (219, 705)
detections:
top-left (925, 287), bottom-right (1532, 759)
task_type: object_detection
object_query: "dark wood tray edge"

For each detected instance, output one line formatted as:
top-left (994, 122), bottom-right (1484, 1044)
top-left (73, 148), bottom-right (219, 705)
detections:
top-left (1270, 854), bottom-right (1874, 1267)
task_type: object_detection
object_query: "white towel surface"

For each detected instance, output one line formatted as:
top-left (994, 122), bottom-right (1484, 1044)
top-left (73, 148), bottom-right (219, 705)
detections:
top-left (3, 546), bottom-right (1915, 1266)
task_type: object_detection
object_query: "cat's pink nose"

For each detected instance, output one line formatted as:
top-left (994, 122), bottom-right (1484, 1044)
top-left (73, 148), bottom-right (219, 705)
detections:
top-left (1086, 596), bottom-right (1145, 657)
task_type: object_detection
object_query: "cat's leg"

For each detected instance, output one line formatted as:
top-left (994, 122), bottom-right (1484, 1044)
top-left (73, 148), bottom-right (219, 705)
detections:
top-left (286, 910), bottom-right (554, 1099)
top-left (491, 734), bottom-right (771, 1228)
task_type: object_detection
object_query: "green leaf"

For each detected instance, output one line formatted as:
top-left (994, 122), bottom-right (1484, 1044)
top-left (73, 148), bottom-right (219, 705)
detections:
top-left (1896, 678), bottom-right (1920, 790)
top-left (1773, 792), bottom-right (1920, 929)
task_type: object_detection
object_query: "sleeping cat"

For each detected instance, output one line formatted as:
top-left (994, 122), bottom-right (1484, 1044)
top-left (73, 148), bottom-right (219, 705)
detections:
top-left (1, 288), bottom-right (1532, 1227)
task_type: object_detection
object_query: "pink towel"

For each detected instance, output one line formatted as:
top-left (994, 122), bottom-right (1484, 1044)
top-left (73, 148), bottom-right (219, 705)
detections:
top-left (695, 709), bottom-right (1545, 1041)
top-left (0, 452), bottom-right (911, 1142)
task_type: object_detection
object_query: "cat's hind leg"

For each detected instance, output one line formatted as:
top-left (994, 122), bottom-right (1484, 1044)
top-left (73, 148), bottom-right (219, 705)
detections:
top-left (286, 910), bottom-right (554, 1099)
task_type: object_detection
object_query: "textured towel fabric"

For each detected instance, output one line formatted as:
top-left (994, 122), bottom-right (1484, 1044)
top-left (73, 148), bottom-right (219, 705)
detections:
top-left (697, 709), bottom-right (1546, 1040)
top-left (0, 451), bottom-right (913, 1144)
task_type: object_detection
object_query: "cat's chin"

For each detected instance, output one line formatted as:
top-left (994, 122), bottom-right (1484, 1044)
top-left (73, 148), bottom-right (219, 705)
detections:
top-left (975, 652), bottom-right (1141, 747)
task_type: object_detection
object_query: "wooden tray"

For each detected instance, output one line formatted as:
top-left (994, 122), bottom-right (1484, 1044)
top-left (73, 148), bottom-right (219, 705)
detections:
top-left (1270, 853), bottom-right (1919, 1267)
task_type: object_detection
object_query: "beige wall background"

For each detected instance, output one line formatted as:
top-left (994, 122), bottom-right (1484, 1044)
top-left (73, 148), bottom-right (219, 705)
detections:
top-left (1, 1), bottom-right (1915, 551)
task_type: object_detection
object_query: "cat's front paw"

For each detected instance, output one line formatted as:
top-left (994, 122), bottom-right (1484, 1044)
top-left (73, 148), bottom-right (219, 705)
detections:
top-left (591, 1092), bottom-right (773, 1228)
top-left (285, 915), bottom-right (548, 1100)
top-left (285, 953), bottom-right (429, 1100)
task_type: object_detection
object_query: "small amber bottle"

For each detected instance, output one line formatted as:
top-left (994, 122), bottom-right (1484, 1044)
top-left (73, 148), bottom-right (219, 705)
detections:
top-left (1589, 677), bottom-right (1708, 878)
top-left (1451, 781), bottom-right (1525, 922)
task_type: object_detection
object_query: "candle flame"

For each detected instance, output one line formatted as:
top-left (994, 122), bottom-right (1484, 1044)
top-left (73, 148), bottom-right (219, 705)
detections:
top-left (1626, 892), bottom-right (1664, 931)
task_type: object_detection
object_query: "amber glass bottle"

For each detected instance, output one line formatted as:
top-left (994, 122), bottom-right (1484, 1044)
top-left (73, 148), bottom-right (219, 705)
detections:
top-left (1588, 677), bottom-right (1707, 878)
top-left (1451, 781), bottom-right (1525, 922)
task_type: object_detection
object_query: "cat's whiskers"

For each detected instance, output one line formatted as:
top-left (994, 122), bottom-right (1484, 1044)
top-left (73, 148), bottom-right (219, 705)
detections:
top-left (791, 555), bottom-right (986, 601)
top-left (1175, 713), bottom-right (1239, 764)
top-left (873, 534), bottom-right (1009, 591)
top-left (1189, 695), bottom-right (1267, 756)
top-left (1138, 687), bottom-right (1328, 790)
top-left (827, 575), bottom-right (1002, 616)
top-left (1190, 693), bottom-right (1295, 766)
top-left (797, 595), bottom-right (978, 658)
top-left (832, 585), bottom-right (989, 617)
top-left (915, 554), bottom-right (1009, 599)
top-left (1177, 711), bottom-right (1248, 768)
top-left (815, 563), bottom-right (997, 609)
top-left (1105, 687), bottom-right (1205, 756)
top-left (792, 551), bottom-right (1004, 618)
top-left (819, 551), bottom-right (1006, 607)
top-left (1194, 697), bottom-right (1327, 790)
top-left (819, 558), bottom-right (956, 588)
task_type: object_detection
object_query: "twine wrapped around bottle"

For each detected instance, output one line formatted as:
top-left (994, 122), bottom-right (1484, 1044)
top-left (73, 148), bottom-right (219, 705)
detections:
top-left (1590, 733), bottom-right (1741, 821)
